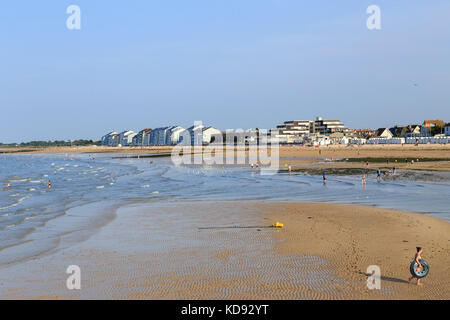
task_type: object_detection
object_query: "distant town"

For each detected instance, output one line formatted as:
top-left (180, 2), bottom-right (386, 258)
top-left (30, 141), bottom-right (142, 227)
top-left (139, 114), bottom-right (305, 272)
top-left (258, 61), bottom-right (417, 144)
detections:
top-left (1, 117), bottom-right (449, 148)
top-left (100, 117), bottom-right (450, 147)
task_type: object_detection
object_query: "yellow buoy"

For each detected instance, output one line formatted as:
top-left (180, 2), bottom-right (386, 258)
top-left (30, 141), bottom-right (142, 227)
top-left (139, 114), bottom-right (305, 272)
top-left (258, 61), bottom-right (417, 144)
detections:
top-left (273, 222), bottom-right (284, 228)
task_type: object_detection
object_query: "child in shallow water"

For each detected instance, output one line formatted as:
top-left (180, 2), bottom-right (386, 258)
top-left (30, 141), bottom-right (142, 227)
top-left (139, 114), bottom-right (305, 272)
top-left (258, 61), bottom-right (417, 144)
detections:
top-left (408, 247), bottom-right (424, 286)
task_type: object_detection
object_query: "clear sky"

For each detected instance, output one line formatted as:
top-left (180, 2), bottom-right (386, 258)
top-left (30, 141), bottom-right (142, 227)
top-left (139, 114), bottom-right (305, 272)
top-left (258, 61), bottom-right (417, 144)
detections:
top-left (1, 1), bottom-right (449, 142)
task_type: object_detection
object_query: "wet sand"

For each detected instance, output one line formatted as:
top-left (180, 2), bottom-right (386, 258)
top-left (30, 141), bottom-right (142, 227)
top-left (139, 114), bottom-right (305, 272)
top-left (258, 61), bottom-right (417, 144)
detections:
top-left (0, 201), bottom-right (448, 300)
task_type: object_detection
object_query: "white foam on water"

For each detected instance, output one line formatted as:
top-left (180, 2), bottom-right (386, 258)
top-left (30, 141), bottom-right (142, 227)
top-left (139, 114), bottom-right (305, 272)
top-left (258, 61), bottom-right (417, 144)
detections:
top-left (0, 195), bottom-right (31, 210)
top-left (96, 186), bottom-right (105, 189)
top-left (9, 178), bottom-right (29, 183)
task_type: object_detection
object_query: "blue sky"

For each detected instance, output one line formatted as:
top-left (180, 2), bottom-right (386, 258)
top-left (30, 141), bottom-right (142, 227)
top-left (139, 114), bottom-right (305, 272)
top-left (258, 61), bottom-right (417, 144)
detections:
top-left (1, 1), bottom-right (449, 142)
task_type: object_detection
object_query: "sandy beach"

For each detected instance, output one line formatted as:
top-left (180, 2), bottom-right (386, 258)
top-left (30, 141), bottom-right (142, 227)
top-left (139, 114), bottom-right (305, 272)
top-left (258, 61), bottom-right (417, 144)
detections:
top-left (1, 147), bottom-right (449, 299)
top-left (0, 201), bottom-right (448, 300)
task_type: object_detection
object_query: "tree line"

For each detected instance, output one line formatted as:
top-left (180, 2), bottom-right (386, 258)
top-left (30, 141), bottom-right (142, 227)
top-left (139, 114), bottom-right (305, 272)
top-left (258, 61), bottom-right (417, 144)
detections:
top-left (0, 140), bottom-right (101, 147)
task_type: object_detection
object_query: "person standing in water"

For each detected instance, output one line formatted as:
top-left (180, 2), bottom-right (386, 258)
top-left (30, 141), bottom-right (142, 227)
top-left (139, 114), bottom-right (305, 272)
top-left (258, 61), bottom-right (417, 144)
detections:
top-left (322, 172), bottom-right (327, 184)
top-left (377, 169), bottom-right (382, 182)
top-left (362, 174), bottom-right (367, 185)
top-left (48, 180), bottom-right (52, 189)
top-left (408, 247), bottom-right (424, 286)
top-left (6, 182), bottom-right (10, 190)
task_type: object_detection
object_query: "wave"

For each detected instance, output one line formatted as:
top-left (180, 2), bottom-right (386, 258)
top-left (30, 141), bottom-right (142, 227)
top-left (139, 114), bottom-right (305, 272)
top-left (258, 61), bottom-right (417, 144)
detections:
top-left (0, 195), bottom-right (31, 210)
top-left (9, 178), bottom-right (29, 183)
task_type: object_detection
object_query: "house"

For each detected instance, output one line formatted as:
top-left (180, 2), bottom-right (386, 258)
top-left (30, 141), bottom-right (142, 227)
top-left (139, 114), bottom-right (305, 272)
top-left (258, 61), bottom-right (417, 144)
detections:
top-left (132, 128), bottom-right (152, 146)
top-left (329, 132), bottom-right (344, 138)
top-left (421, 120), bottom-right (445, 136)
top-left (222, 129), bottom-right (259, 145)
top-left (389, 126), bottom-right (408, 137)
top-left (145, 126), bottom-right (185, 145)
top-left (148, 127), bottom-right (170, 145)
top-left (406, 125), bottom-right (421, 137)
top-left (445, 123), bottom-right (450, 136)
top-left (389, 124), bottom-right (421, 137)
top-left (179, 125), bottom-right (222, 145)
top-left (423, 120), bottom-right (445, 128)
top-left (165, 126), bottom-right (185, 145)
top-left (118, 130), bottom-right (136, 146)
top-left (101, 131), bottom-right (119, 146)
top-left (143, 131), bottom-right (152, 146)
top-left (349, 129), bottom-right (375, 139)
top-left (202, 126), bottom-right (222, 144)
top-left (375, 128), bottom-right (393, 138)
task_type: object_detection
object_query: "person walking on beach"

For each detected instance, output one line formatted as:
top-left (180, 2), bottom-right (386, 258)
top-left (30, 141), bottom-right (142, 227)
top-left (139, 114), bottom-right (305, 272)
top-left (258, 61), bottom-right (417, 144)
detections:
top-left (408, 247), bottom-right (424, 286)
top-left (392, 166), bottom-right (396, 176)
